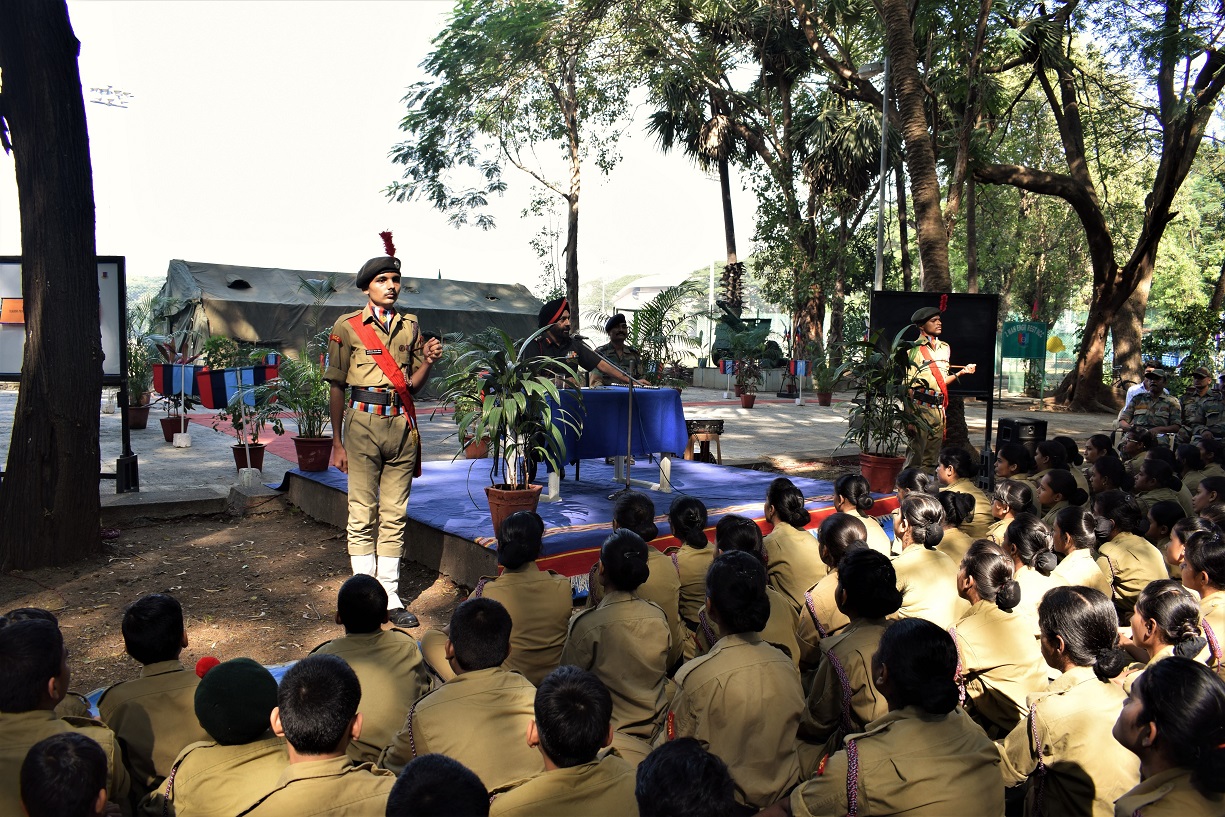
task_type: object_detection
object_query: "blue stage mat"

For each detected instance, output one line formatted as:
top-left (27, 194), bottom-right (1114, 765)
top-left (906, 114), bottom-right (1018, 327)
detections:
top-left (279, 459), bottom-right (898, 578)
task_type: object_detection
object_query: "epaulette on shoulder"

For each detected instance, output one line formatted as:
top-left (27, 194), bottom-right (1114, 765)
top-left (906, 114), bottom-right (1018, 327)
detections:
top-left (61, 714), bottom-right (110, 730)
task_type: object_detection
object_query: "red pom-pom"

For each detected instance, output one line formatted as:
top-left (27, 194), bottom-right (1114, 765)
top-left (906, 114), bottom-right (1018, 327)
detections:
top-left (379, 230), bottom-right (396, 258)
top-left (195, 656), bottom-right (221, 678)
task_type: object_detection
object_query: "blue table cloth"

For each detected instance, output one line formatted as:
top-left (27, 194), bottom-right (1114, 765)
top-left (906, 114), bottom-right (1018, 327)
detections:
top-left (554, 386), bottom-right (688, 461)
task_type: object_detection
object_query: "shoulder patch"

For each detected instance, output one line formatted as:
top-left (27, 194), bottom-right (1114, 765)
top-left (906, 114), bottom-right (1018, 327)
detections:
top-left (329, 333), bottom-right (343, 344)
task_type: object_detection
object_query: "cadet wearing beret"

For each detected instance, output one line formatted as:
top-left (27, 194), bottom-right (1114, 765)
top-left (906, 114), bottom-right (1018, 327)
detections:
top-left (323, 233), bottom-right (443, 629)
top-left (905, 306), bottom-right (976, 470)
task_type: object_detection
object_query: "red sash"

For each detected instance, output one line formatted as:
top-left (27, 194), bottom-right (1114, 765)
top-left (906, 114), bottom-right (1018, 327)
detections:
top-left (918, 341), bottom-right (949, 408)
top-left (347, 313), bottom-right (422, 477)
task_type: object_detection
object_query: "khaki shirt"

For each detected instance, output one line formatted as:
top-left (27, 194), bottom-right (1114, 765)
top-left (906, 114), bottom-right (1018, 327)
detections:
top-left (588, 342), bottom-right (642, 384)
top-left (847, 509), bottom-right (892, 556)
top-left (799, 618), bottom-right (889, 752)
top-left (693, 586), bottom-right (800, 669)
top-left (986, 517), bottom-right (1013, 546)
top-left (947, 478), bottom-right (995, 539)
top-left (309, 628), bottom-right (431, 764)
top-left (1042, 500), bottom-right (1071, 531)
top-left (909, 336), bottom-right (950, 393)
top-left (1182, 468), bottom-right (1209, 495)
top-left (0, 710), bottom-right (131, 817)
top-left (1013, 565), bottom-right (1068, 632)
top-left (142, 734), bottom-right (287, 817)
top-left (1136, 486), bottom-right (1194, 516)
top-left (561, 591), bottom-right (670, 741)
top-left (238, 755), bottom-right (395, 816)
top-left (1114, 767), bottom-right (1225, 817)
top-left (938, 526), bottom-right (975, 564)
top-left (379, 667), bottom-right (542, 791)
top-left (997, 666), bottom-right (1139, 817)
top-left (952, 600), bottom-right (1049, 736)
top-left (670, 544), bottom-right (715, 626)
top-left (98, 660), bottom-right (209, 801)
top-left (790, 706), bottom-right (1005, 817)
top-left (323, 304), bottom-right (423, 389)
top-left (893, 544), bottom-right (969, 629)
top-left (489, 752), bottom-right (638, 817)
top-left (1052, 547), bottom-right (1112, 597)
top-left (664, 633), bottom-right (804, 809)
top-left (474, 563), bottom-right (573, 686)
top-left (795, 571), bottom-right (851, 675)
top-left (765, 521), bottom-right (827, 614)
top-left (586, 548), bottom-right (686, 668)
top-left (1098, 532), bottom-right (1169, 618)
top-left (1201, 592), bottom-right (1224, 675)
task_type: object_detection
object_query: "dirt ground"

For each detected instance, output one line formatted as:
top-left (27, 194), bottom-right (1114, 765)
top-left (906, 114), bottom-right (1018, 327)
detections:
top-left (0, 458), bottom-right (856, 696)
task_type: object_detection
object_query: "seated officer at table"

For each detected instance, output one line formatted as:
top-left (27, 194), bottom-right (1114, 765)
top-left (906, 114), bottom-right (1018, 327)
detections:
top-left (589, 314), bottom-right (643, 386)
top-left (527, 298), bottom-right (643, 387)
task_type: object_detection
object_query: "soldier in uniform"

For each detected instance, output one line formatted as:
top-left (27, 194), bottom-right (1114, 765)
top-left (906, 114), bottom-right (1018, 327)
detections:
top-left (488, 666), bottom-right (637, 816)
top-left (1094, 490), bottom-right (1170, 619)
top-left (0, 620), bottom-right (130, 816)
top-left (144, 658), bottom-right (287, 817)
top-left (588, 313), bottom-right (643, 385)
top-left (891, 493), bottom-right (969, 629)
top-left (382, 598), bottom-right (543, 790)
top-left (1179, 366), bottom-right (1225, 444)
top-left (308, 575), bottom-right (430, 763)
top-left (527, 297), bottom-right (641, 386)
top-left (1118, 369), bottom-right (1182, 442)
top-left (239, 655), bottom-right (395, 815)
top-left (661, 551), bottom-right (805, 811)
top-left (904, 307), bottom-right (977, 470)
top-left (97, 593), bottom-right (209, 803)
top-left (324, 235), bottom-right (444, 630)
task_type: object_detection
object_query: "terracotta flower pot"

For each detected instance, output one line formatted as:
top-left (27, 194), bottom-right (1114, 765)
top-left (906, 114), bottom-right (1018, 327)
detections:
top-left (463, 437), bottom-right (490, 459)
top-left (816, 392), bottom-right (833, 406)
top-left (860, 452), bottom-right (905, 494)
top-left (292, 436), bottom-right (333, 472)
top-left (231, 443), bottom-right (266, 472)
top-left (485, 483), bottom-right (543, 538)
top-left (740, 393), bottom-right (757, 409)
top-left (160, 416), bottom-right (190, 442)
top-left (127, 405), bottom-right (152, 430)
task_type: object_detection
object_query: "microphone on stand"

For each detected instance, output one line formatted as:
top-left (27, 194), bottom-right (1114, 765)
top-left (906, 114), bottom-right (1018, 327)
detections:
top-left (571, 333), bottom-right (590, 341)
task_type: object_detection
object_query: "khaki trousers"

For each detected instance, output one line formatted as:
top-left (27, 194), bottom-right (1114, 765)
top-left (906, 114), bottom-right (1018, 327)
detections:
top-left (905, 404), bottom-right (945, 470)
top-left (344, 409), bottom-right (419, 558)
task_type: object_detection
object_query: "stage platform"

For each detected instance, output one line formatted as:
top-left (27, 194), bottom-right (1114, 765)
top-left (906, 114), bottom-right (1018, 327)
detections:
top-left (280, 459), bottom-right (899, 589)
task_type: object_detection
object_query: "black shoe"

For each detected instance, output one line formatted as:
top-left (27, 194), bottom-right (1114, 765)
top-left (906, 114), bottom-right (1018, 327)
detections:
top-left (389, 608), bottom-right (419, 628)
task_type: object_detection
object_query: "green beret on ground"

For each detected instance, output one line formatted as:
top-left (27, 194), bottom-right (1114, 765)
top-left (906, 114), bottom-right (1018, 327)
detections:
top-left (356, 255), bottom-right (401, 290)
top-left (911, 306), bottom-right (941, 325)
top-left (194, 657), bottom-right (279, 745)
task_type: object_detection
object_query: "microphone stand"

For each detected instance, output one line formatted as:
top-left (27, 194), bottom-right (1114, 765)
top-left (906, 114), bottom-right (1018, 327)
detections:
top-left (583, 343), bottom-right (646, 501)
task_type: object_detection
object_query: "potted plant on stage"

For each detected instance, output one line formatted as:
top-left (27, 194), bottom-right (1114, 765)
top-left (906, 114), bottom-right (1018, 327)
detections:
top-left (839, 326), bottom-right (931, 492)
top-left (124, 295), bottom-right (161, 430)
top-left (255, 331), bottom-right (333, 471)
top-left (437, 326), bottom-right (583, 534)
top-left (211, 360), bottom-right (274, 472)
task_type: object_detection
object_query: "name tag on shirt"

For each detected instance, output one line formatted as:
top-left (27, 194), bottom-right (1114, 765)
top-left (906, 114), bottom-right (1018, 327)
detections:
top-left (366, 349), bottom-right (383, 356)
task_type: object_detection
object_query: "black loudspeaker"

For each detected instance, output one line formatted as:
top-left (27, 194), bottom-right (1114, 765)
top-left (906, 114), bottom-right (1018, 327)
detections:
top-left (996, 417), bottom-right (1048, 456)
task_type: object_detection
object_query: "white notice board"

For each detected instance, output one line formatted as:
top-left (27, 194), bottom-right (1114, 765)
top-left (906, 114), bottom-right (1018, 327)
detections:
top-left (0, 256), bottom-right (124, 380)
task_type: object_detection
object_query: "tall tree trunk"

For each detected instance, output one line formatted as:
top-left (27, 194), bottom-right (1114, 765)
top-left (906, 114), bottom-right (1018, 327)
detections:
top-left (1208, 253), bottom-right (1225, 315)
top-left (896, 162), bottom-right (912, 290)
top-left (966, 181), bottom-right (979, 293)
top-left (1111, 276), bottom-right (1153, 386)
top-left (562, 65), bottom-right (581, 328)
top-left (0, 0), bottom-right (103, 569)
top-left (880, 0), bottom-right (951, 290)
top-left (829, 211), bottom-right (848, 365)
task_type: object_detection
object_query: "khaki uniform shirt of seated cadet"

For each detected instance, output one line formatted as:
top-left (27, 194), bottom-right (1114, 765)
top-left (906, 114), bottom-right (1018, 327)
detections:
top-left (997, 665), bottom-right (1139, 817)
top-left (1201, 592), bottom-right (1224, 675)
top-left (986, 517), bottom-right (1013, 546)
top-left (765, 520), bottom-right (828, 614)
top-left (138, 734), bottom-right (287, 817)
top-left (309, 627), bottom-right (430, 764)
top-left (0, 710), bottom-right (131, 817)
top-left (97, 659), bottom-right (210, 801)
top-left (951, 600), bottom-right (1049, 737)
top-left (472, 562), bottom-right (573, 686)
top-left (892, 545), bottom-right (969, 629)
top-left (846, 509), bottom-right (893, 557)
top-left (789, 706), bottom-right (1005, 817)
top-left (561, 590), bottom-right (671, 742)
top-left (795, 571), bottom-right (852, 677)
top-left (669, 543), bottom-right (716, 626)
top-left (1120, 643), bottom-right (1212, 694)
top-left (237, 755), bottom-right (394, 816)
top-left (378, 666), bottom-right (543, 790)
top-left (1052, 547), bottom-right (1113, 597)
top-left (1136, 485), bottom-right (1194, 516)
top-left (1013, 566), bottom-right (1068, 634)
top-left (799, 618), bottom-right (889, 755)
top-left (946, 477), bottom-right (996, 539)
top-left (1181, 467), bottom-right (1209, 494)
top-left (1122, 451), bottom-right (1146, 477)
top-left (489, 750), bottom-right (638, 817)
top-left (693, 586), bottom-right (800, 670)
top-left (938, 525), bottom-right (976, 565)
top-left (1113, 767), bottom-right (1225, 817)
top-left (586, 547), bottom-right (686, 668)
top-left (661, 632), bottom-right (805, 809)
top-left (1097, 532), bottom-right (1170, 618)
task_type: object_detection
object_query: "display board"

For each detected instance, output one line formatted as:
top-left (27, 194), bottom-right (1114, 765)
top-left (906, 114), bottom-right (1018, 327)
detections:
top-left (868, 291), bottom-right (999, 397)
top-left (1000, 321), bottom-right (1048, 359)
top-left (0, 256), bottom-right (124, 381)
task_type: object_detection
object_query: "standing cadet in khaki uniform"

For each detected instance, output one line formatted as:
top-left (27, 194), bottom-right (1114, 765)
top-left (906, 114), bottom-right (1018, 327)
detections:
top-left (996, 586), bottom-right (1139, 817)
top-left (239, 655), bottom-right (395, 816)
top-left (763, 478), bottom-right (826, 614)
top-left (324, 234), bottom-right (443, 629)
top-left (143, 658), bottom-right (287, 817)
top-left (489, 667), bottom-right (638, 817)
top-left (0, 620), bottom-right (131, 816)
top-left (892, 493), bottom-right (969, 629)
top-left (762, 618), bottom-right (1004, 817)
top-left (472, 510), bottom-right (572, 686)
top-left (661, 552), bottom-right (804, 810)
top-left (381, 598), bottom-right (544, 790)
top-left (904, 307), bottom-right (978, 470)
top-left (98, 594), bottom-right (209, 804)
top-left (307, 575), bottom-right (430, 763)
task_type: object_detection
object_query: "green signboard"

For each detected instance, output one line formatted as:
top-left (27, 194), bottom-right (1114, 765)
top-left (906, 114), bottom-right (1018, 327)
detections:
top-left (1001, 321), bottom-right (1048, 359)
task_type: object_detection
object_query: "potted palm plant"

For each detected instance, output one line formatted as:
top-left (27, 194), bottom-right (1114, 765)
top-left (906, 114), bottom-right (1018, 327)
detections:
top-left (728, 323), bottom-right (769, 406)
top-left (437, 326), bottom-right (584, 533)
top-left (811, 351), bottom-right (848, 407)
top-left (255, 331), bottom-right (333, 471)
top-left (124, 295), bottom-right (160, 429)
top-left (838, 326), bottom-right (932, 491)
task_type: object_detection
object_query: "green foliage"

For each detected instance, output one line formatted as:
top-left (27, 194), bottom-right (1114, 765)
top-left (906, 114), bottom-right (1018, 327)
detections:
top-left (587, 280), bottom-right (706, 383)
top-left (839, 326), bottom-right (931, 457)
top-left (201, 336), bottom-right (244, 370)
top-left (125, 294), bottom-right (165, 404)
top-left (212, 348), bottom-right (278, 446)
top-left (255, 332), bottom-right (332, 440)
top-left (437, 327), bottom-right (584, 488)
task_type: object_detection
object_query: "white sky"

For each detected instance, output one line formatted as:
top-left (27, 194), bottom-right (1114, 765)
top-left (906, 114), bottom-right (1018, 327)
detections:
top-left (0, 0), bottom-right (757, 294)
